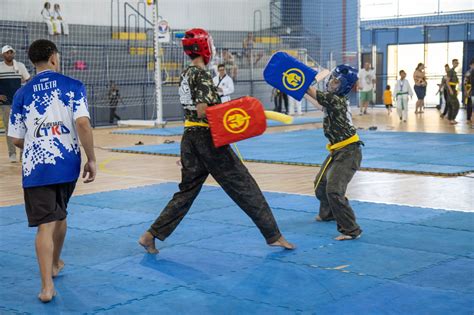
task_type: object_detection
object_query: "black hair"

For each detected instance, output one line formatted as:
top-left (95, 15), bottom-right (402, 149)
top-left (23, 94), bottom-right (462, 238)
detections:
top-left (28, 39), bottom-right (58, 64)
top-left (44, 2), bottom-right (50, 8)
top-left (386, 85), bottom-right (390, 90)
top-left (470, 59), bottom-right (474, 65)
top-left (217, 64), bottom-right (225, 69)
top-left (452, 59), bottom-right (458, 63)
top-left (399, 70), bottom-right (406, 75)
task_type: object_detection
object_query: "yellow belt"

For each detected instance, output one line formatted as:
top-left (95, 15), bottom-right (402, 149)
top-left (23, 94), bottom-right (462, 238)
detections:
top-left (184, 120), bottom-right (209, 128)
top-left (315, 134), bottom-right (360, 190)
top-left (448, 82), bottom-right (458, 86)
top-left (326, 134), bottom-right (360, 152)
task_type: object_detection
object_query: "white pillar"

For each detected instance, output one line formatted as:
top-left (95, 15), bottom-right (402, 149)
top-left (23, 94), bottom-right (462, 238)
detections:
top-left (153, 0), bottom-right (165, 125)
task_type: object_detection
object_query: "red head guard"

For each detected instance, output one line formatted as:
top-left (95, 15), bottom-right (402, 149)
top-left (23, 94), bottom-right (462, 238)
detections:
top-left (182, 28), bottom-right (214, 65)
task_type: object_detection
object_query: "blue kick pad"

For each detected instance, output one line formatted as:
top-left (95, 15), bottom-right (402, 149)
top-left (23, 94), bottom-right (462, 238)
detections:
top-left (1, 183), bottom-right (473, 314)
top-left (112, 117), bottom-right (323, 136)
top-left (112, 130), bottom-right (474, 175)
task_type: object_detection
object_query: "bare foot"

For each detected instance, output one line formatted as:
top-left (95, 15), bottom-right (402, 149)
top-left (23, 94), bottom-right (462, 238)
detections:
top-left (52, 260), bottom-right (65, 278)
top-left (269, 236), bottom-right (295, 250)
top-left (138, 231), bottom-right (159, 254)
top-left (38, 287), bottom-right (56, 303)
top-left (334, 233), bottom-right (361, 241)
top-left (315, 215), bottom-right (323, 222)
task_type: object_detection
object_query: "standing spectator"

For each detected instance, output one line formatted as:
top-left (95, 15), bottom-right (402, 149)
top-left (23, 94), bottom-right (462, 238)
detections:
top-left (222, 49), bottom-right (238, 81)
top-left (272, 88), bottom-right (288, 114)
top-left (0, 45), bottom-right (30, 162)
top-left (53, 4), bottom-right (69, 36)
top-left (440, 64), bottom-right (450, 118)
top-left (383, 85), bottom-right (393, 115)
top-left (446, 59), bottom-right (460, 125)
top-left (288, 96), bottom-right (303, 116)
top-left (358, 62), bottom-right (375, 115)
top-left (213, 64), bottom-right (234, 103)
top-left (41, 2), bottom-right (61, 36)
top-left (108, 81), bottom-right (121, 124)
top-left (463, 59), bottom-right (473, 124)
top-left (394, 70), bottom-right (413, 122)
top-left (8, 39), bottom-right (96, 303)
top-left (413, 63), bottom-right (427, 114)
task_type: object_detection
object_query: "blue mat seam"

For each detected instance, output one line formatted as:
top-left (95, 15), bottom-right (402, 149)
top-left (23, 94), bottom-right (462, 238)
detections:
top-left (91, 286), bottom-right (186, 314)
top-left (394, 256), bottom-right (460, 282)
top-left (187, 285), bottom-right (304, 313)
top-left (358, 238), bottom-right (474, 259)
top-left (0, 305), bottom-right (30, 315)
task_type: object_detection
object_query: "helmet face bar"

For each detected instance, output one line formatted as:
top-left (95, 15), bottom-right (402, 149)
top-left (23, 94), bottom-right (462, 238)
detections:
top-left (182, 28), bottom-right (214, 65)
top-left (327, 64), bottom-right (359, 97)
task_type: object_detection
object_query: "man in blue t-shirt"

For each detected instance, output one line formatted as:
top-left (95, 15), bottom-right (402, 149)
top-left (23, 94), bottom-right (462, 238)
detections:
top-left (8, 39), bottom-right (97, 303)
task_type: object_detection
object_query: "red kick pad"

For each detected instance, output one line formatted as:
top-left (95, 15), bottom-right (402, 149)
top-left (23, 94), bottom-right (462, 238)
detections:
top-left (206, 96), bottom-right (267, 147)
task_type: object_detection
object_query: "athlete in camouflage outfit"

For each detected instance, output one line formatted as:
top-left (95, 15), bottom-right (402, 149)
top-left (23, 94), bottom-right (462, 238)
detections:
top-left (139, 28), bottom-right (294, 253)
top-left (306, 65), bottom-right (363, 240)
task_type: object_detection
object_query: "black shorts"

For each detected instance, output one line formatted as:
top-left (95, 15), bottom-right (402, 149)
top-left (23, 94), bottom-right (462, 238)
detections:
top-left (24, 181), bottom-right (77, 227)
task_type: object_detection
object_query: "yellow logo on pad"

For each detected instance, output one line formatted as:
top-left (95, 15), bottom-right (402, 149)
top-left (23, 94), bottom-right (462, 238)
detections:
top-left (223, 108), bottom-right (251, 134)
top-left (282, 68), bottom-right (305, 91)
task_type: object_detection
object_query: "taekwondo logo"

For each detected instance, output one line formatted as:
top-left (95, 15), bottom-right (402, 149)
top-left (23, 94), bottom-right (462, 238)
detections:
top-left (223, 108), bottom-right (251, 134)
top-left (282, 68), bottom-right (305, 91)
top-left (34, 117), bottom-right (71, 138)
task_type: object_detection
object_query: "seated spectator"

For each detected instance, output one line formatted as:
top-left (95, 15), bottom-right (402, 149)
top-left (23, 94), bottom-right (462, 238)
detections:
top-left (41, 2), bottom-right (61, 35)
top-left (242, 33), bottom-right (263, 67)
top-left (53, 4), bottom-right (69, 36)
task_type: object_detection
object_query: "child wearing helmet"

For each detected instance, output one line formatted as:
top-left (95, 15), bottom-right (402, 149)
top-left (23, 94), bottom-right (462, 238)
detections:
top-left (139, 28), bottom-right (294, 253)
top-left (304, 65), bottom-right (363, 241)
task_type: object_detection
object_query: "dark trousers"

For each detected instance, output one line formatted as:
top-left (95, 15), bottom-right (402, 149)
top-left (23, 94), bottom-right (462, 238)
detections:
top-left (109, 101), bottom-right (120, 123)
top-left (148, 128), bottom-right (282, 244)
top-left (447, 92), bottom-right (460, 121)
top-left (274, 93), bottom-right (289, 114)
top-left (314, 143), bottom-right (362, 237)
top-left (466, 95), bottom-right (472, 121)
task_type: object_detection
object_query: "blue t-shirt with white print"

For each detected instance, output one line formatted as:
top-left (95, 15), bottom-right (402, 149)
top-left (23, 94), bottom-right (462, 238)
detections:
top-left (8, 70), bottom-right (90, 188)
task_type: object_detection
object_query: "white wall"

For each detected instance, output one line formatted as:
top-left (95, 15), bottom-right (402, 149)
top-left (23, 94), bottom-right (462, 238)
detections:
top-left (0, 0), bottom-right (270, 31)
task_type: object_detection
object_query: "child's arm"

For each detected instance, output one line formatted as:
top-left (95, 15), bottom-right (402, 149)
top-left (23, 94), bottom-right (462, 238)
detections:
top-left (304, 86), bottom-right (324, 111)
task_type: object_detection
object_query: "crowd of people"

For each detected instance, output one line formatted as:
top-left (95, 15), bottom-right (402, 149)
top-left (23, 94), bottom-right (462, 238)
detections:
top-left (362, 59), bottom-right (472, 126)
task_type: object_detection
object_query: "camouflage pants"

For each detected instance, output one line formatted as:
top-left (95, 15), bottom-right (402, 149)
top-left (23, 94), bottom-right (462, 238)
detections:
top-left (314, 143), bottom-right (362, 237)
top-left (148, 128), bottom-right (282, 244)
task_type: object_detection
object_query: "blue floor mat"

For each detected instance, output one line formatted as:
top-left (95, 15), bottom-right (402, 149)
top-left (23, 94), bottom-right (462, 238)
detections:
top-left (112, 130), bottom-right (474, 175)
top-left (98, 286), bottom-right (296, 315)
top-left (1, 183), bottom-right (473, 314)
top-left (316, 281), bottom-right (474, 315)
top-left (112, 117), bottom-right (323, 136)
